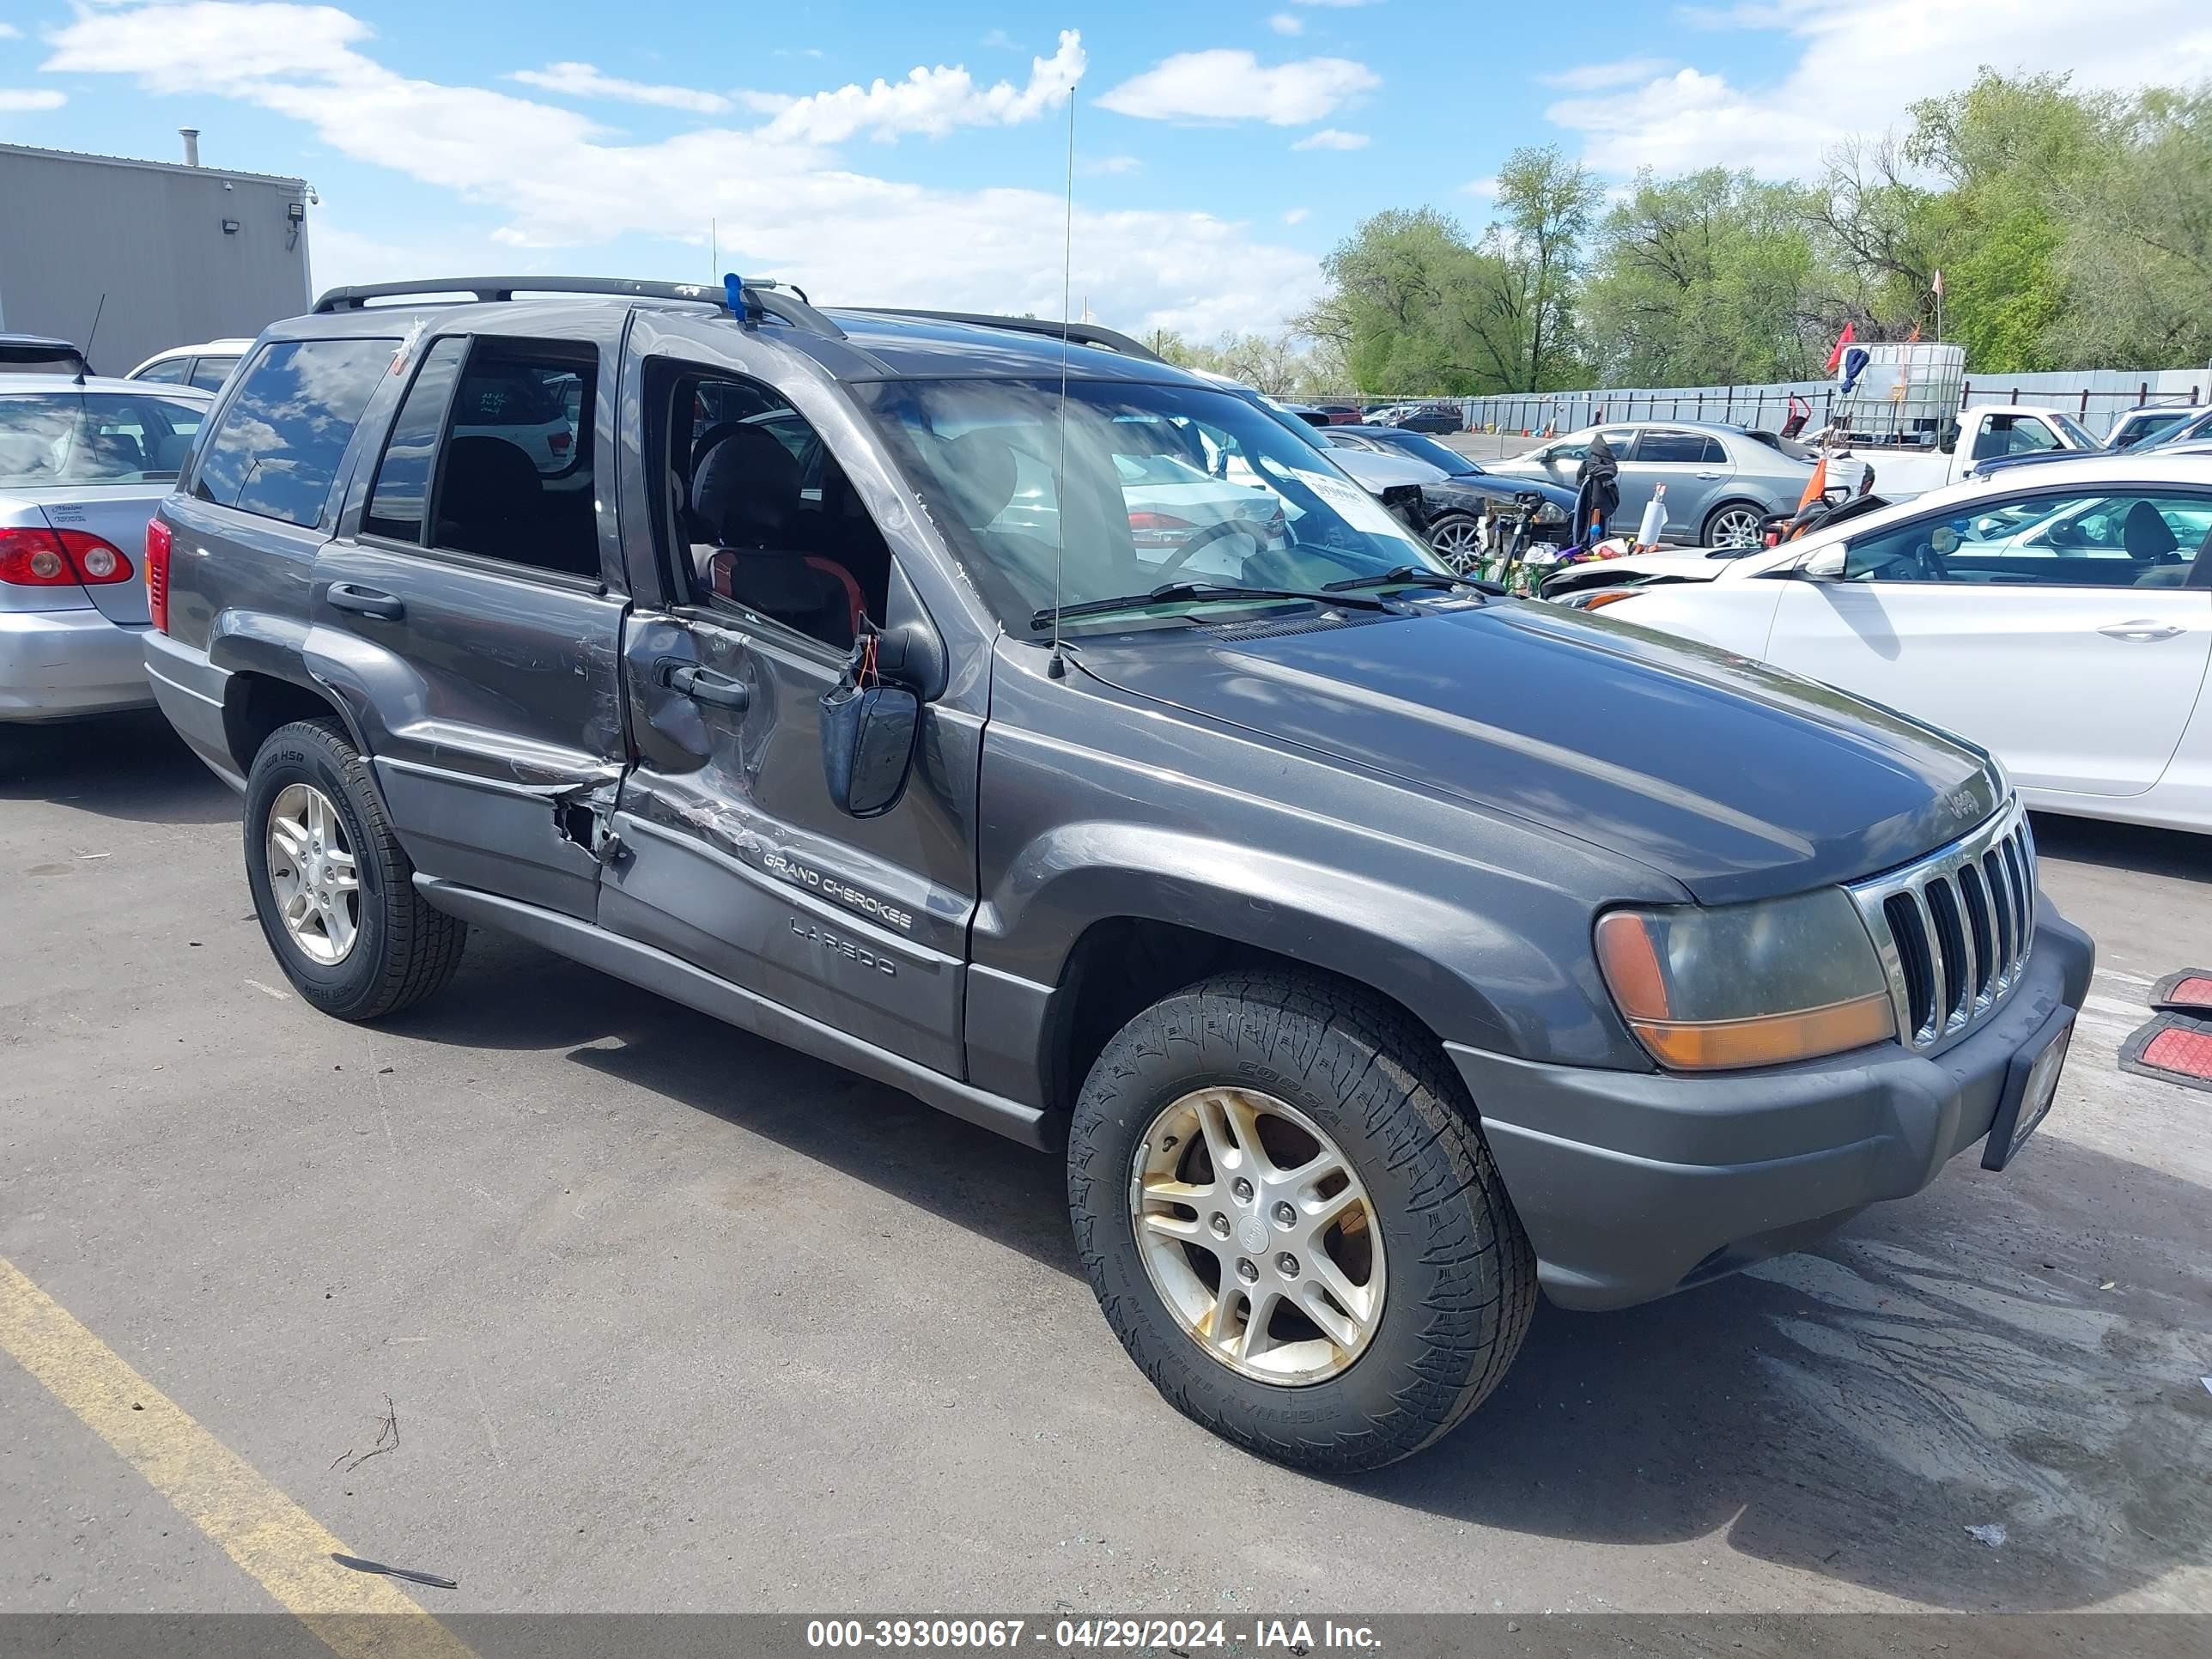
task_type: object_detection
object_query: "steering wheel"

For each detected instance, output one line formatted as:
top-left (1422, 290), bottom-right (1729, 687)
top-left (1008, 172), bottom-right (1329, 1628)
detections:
top-left (1152, 517), bottom-right (1265, 577)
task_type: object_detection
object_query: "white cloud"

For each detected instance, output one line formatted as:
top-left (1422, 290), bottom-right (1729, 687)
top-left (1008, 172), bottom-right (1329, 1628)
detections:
top-left (1462, 174), bottom-right (1498, 199)
top-left (1539, 57), bottom-right (1674, 92)
top-left (1291, 128), bottom-right (1369, 150)
top-left (1268, 13), bottom-right (1304, 33)
top-left (42, 6), bottom-right (1314, 336)
top-left (1282, 206), bottom-right (1310, 225)
top-left (749, 29), bottom-right (1083, 143)
top-left (1552, 0), bottom-right (2212, 178)
top-left (509, 62), bottom-right (731, 115)
top-left (1097, 51), bottom-right (1377, 125)
top-left (0, 23), bottom-right (21, 40)
top-left (1079, 153), bottom-right (1141, 175)
top-left (980, 28), bottom-right (1021, 51)
top-left (0, 88), bottom-right (65, 111)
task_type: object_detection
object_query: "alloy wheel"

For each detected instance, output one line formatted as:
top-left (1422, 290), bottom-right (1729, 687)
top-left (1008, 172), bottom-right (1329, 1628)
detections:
top-left (1707, 506), bottom-right (1765, 550)
top-left (1128, 1087), bottom-right (1387, 1385)
top-left (265, 782), bottom-right (360, 966)
top-left (1429, 518), bottom-right (1485, 573)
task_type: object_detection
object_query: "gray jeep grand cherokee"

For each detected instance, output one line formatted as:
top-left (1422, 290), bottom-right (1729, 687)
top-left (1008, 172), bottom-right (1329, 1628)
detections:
top-left (143, 277), bottom-right (2092, 1472)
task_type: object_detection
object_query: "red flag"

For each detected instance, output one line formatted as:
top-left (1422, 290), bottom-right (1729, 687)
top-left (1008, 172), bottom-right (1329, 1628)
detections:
top-left (1825, 323), bottom-right (1857, 374)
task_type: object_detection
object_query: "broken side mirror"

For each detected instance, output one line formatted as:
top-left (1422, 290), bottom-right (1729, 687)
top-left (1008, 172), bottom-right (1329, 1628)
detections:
top-left (820, 678), bottom-right (920, 819)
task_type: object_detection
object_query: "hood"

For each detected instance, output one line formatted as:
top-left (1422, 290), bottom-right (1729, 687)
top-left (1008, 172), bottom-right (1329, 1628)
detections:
top-left (1073, 600), bottom-right (2001, 905)
top-left (1330, 447), bottom-right (1448, 492)
top-left (1425, 475), bottom-right (1577, 513)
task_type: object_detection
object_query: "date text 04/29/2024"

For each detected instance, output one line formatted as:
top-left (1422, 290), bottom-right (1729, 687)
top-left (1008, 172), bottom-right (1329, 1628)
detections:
top-left (804, 1620), bottom-right (1382, 1650)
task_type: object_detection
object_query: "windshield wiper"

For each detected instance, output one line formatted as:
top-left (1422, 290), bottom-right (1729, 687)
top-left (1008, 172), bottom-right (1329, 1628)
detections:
top-left (1030, 580), bottom-right (1401, 632)
top-left (1326, 565), bottom-right (1505, 598)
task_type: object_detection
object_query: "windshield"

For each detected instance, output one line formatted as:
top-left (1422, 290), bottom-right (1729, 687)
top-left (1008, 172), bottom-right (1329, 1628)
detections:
top-left (860, 379), bottom-right (1444, 634)
top-left (2051, 411), bottom-right (2099, 449)
top-left (0, 391), bottom-right (206, 486)
top-left (1376, 430), bottom-right (1477, 476)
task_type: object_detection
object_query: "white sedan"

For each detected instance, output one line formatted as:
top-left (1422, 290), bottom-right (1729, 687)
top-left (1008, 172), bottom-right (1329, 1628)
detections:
top-left (1548, 453), bottom-right (2212, 833)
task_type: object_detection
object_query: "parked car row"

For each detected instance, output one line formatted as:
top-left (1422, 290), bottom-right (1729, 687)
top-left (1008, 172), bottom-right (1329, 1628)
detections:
top-left (1539, 453), bottom-right (2212, 834)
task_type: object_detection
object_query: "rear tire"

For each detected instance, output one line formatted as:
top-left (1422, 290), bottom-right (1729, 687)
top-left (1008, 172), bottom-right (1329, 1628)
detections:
top-left (1069, 970), bottom-right (1537, 1472)
top-left (1702, 501), bottom-right (1766, 550)
top-left (243, 717), bottom-right (465, 1020)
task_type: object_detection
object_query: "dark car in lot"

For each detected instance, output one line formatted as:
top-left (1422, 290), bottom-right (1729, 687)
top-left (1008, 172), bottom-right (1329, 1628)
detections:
top-left (145, 276), bottom-right (2093, 1473)
top-left (1325, 424), bottom-right (1574, 562)
top-left (1391, 401), bottom-right (1465, 434)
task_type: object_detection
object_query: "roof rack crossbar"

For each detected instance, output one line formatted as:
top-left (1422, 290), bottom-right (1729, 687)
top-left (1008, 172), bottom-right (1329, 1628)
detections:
top-left (309, 276), bottom-right (846, 340)
top-left (856, 308), bottom-right (1167, 365)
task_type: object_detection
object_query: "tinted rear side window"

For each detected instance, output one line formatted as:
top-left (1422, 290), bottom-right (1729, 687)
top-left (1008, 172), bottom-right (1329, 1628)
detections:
top-left (194, 337), bottom-right (396, 528)
top-left (428, 341), bottom-right (599, 578)
top-left (1636, 430), bottom-right (1723, 464)
top-left (136, 357), bottom-right (191, 385)
top-left (188, 356), bottom-right (240, 391)
top-left (364, 337), bottom-right (466, 544)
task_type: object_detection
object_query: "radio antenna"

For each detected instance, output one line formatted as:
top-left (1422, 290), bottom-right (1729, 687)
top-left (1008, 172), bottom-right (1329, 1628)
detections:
top-left (1047, 92), bottom-right (1075, 679)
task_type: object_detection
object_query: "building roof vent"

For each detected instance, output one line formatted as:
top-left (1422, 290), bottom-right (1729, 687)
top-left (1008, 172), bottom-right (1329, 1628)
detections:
top-left (179, 128), bottom-right (200, 167)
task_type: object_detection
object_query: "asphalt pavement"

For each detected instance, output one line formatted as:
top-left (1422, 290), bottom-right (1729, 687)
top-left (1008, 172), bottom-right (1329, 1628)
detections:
top-left (3, 712), bottom-right (2209, 1622)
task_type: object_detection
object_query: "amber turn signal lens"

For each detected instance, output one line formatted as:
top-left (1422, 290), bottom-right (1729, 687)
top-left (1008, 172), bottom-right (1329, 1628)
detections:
top-left (1626, 994), bottom-right (1898, 1072)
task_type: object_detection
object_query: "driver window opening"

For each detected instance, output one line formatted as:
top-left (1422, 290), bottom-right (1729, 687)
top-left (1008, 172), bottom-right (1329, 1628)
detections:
top-left (663, 374), bottom-right (891, 652)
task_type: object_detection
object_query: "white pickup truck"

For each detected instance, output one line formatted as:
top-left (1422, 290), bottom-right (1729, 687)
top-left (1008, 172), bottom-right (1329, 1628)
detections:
top-left (1844, 404), bottom-right (2102, 501)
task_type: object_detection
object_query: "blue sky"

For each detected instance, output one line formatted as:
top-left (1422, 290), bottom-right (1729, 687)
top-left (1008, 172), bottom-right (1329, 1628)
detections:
top-left (3, 1), bottom-right (2208, 334)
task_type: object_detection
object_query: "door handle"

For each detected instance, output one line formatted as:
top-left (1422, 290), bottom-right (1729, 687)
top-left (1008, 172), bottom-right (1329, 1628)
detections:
top-left (1694, 471), bottom-right (1725, 480)
top-left (2098, 620), bottom-right (2186, 642)
top-left (665, 662), bottom-right (751, 711)
top-left (326, 583), bottom-right (404, 620)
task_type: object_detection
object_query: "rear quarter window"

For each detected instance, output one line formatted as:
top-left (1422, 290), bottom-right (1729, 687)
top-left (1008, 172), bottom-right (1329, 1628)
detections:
top-left (193, 337), bottom-right (397, 529)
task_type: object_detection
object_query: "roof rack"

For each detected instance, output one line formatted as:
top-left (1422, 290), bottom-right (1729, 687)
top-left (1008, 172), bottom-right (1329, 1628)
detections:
top-left (855, 308), bottom-right (1167, 365)
top-left (308, 276), bottom-right (847, 340)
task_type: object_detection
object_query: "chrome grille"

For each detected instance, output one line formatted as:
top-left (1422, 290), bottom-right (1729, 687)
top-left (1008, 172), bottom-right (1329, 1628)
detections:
top-left (1847, 799), bottom-right (2037, 1052)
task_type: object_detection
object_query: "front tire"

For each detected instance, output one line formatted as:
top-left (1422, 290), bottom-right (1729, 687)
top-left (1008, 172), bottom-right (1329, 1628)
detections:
top-left (1069, 971), bottom-right (1536, 1472)
top-left (1425, 513), bottom-right (1485, 573)
top-left (243, 717), bottom-right (465, 1020)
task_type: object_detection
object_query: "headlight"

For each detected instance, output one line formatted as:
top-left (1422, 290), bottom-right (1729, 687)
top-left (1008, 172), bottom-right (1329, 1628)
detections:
top-left (1595, 889), bottom-right (1895, 1071)
top-left (1534, 501), bottom-right (1567, 523)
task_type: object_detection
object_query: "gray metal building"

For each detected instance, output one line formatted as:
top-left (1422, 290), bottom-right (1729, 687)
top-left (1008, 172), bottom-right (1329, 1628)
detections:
top-left (0, 137), bottom-right (311, 377)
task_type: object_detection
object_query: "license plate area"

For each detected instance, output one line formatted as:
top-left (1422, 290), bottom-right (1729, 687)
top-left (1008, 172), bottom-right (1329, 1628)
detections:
top-left (1983, 1007), bottom-right (2074, 1171)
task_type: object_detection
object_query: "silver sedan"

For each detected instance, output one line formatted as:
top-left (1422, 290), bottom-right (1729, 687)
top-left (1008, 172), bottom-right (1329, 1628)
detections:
top-left (1486, 420), bottom-right (1815, 548)
top-left (1, 376), bottom-right (213, 722)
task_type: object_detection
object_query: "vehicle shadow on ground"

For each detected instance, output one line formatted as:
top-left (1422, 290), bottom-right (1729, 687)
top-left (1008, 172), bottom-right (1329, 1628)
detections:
top-left (1360, 1129), bottom-right (2212, 1611)
top-left (0, 710), bottom-right (236, 827)
top-left (380, 929), bottom-right (1080, 1280)
top-left (386, 933), bottom-right (2212, 1613)
top-left (2030, 811), bottom-right (2209, 883)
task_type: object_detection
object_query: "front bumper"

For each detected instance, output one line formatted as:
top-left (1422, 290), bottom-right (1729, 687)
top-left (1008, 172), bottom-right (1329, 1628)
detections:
top-left (1449, 902), bottom-right (2094, 1310)
top-left (0, 609), bottom-right (152, 721)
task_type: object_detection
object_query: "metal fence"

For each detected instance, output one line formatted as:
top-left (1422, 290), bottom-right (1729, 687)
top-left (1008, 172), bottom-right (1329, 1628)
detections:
top-left (1447, 367), bottom-right (2205, 442)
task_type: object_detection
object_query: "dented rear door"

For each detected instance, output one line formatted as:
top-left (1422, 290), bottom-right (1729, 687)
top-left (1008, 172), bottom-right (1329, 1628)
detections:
top-left (311, 311), bottom-right (632, 921)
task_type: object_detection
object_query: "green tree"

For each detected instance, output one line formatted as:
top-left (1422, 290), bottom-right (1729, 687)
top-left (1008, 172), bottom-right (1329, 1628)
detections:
top-left (1299, 207), bottom-right (1522, 394)
top-left (1580, 168), bottom-right (1826, 385)
top-left (2051, 87), bottom-right (2212, 367)
top-left (1488, 144), bottom-right (1603, 391)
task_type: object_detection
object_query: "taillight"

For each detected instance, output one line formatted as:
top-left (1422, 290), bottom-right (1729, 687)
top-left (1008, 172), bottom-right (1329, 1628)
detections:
top-left (57, 530), bottom-right (133, 584)
top-left (0, 526), bottom-right (77, 586)
top-left (1127, 509), bottom-right (1196, 550)
top-left (0, 525), bottom-right (132, 587)
top-left (548, 430), bottom-right (572, 454)
top-left (145, 517), bottom-right (173, 633)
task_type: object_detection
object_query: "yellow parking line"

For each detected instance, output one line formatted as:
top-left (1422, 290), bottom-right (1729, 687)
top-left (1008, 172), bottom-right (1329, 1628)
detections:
top-left (0, 1255), bottom-right (474, 1659)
